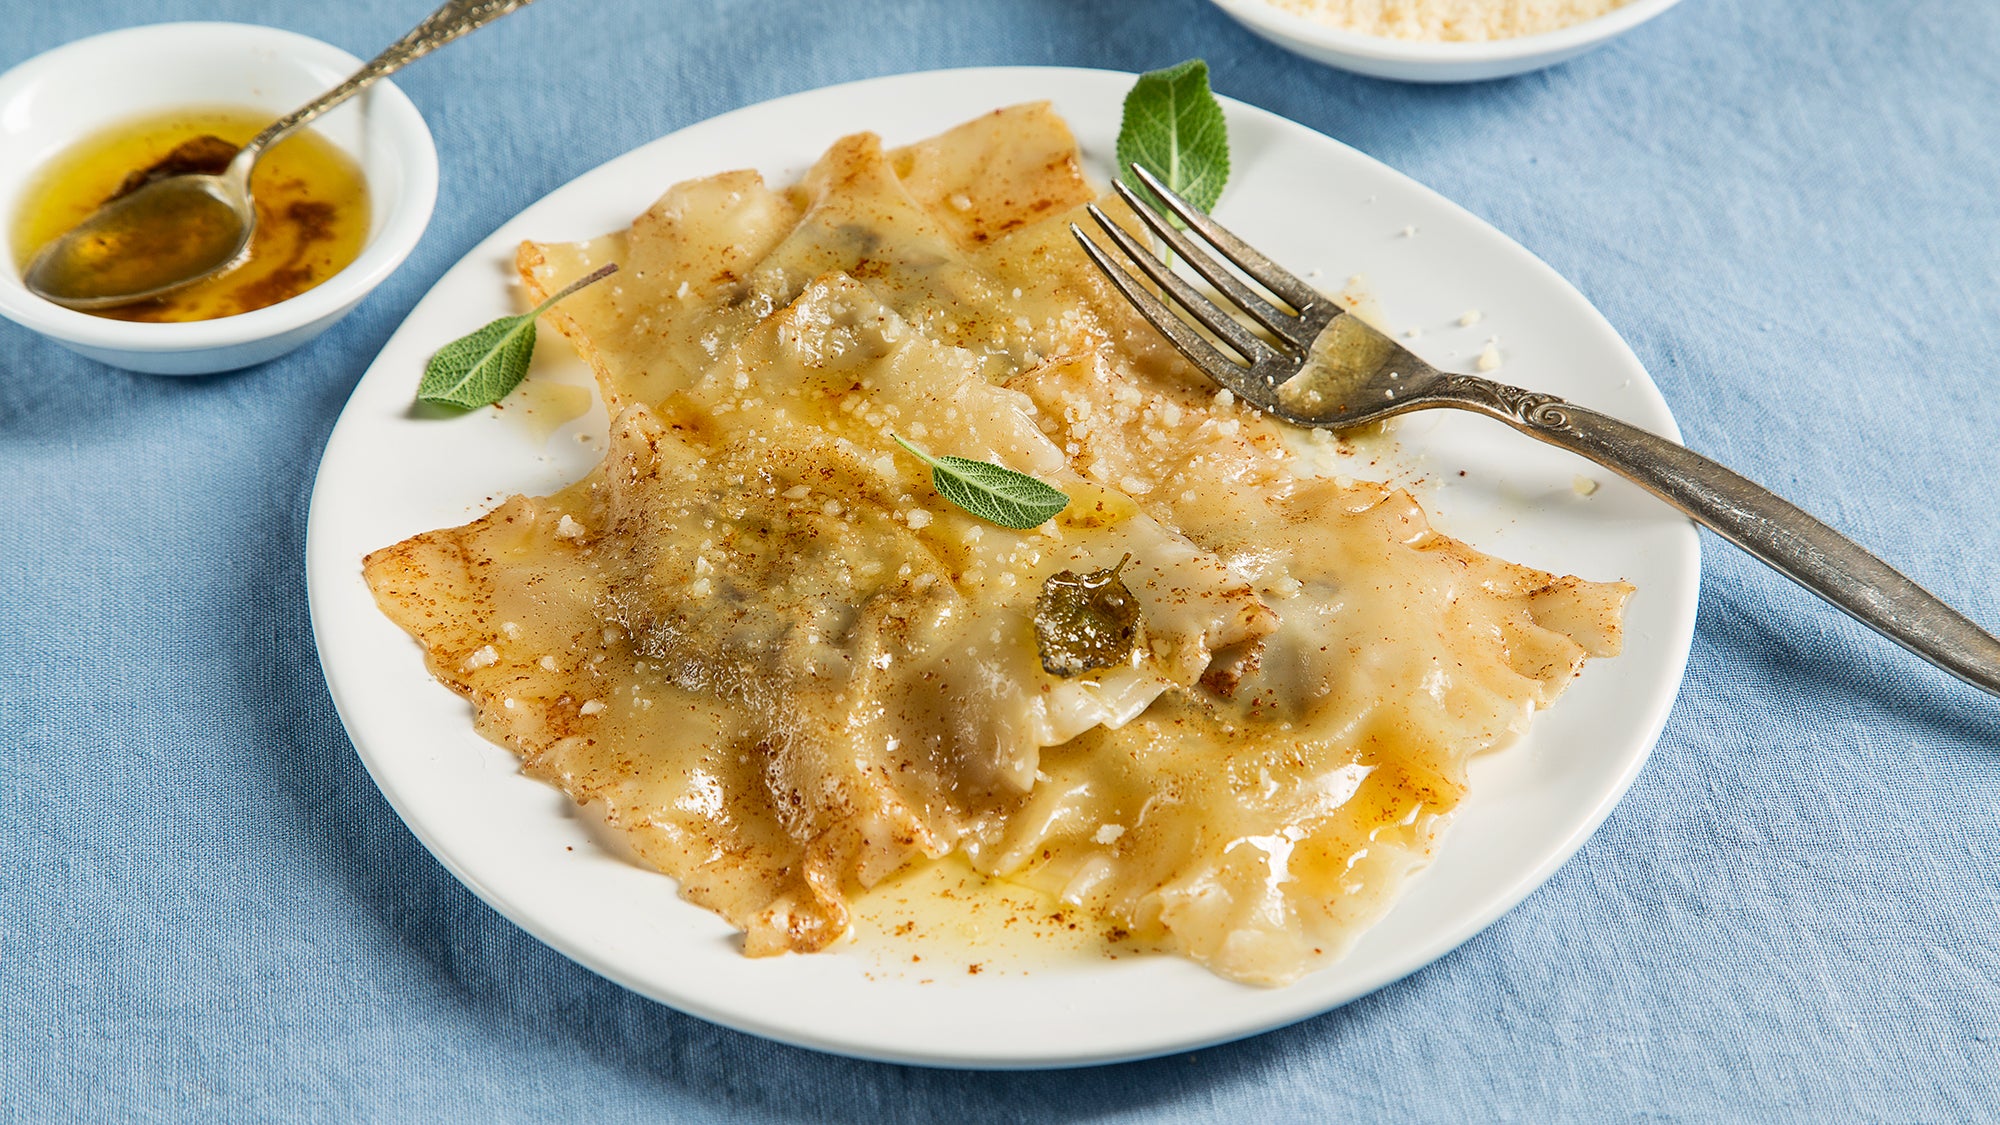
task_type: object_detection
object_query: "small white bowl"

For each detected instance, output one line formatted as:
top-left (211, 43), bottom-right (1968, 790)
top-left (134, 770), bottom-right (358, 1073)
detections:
top-left (1207, 0), bottom-right (1688, 83)
top-left (0, 22), bottom-right (437, 375)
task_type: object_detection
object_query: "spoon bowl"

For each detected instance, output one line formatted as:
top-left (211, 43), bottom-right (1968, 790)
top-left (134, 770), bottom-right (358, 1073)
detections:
top-left (23, 169), bottom-right (254, 308)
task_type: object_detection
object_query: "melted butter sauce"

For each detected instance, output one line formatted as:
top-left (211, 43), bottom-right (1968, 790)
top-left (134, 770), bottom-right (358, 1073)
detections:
top-left (496, 377), bottom-right (595, 445)
top-left (844, 855), bottom-right (1167, 977)
top-left (11, 106), bottom-right (370, 322)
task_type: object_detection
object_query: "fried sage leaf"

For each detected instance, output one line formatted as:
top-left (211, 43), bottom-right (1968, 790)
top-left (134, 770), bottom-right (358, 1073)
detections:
top-left (1034, 554), bottom-right (1143, 677)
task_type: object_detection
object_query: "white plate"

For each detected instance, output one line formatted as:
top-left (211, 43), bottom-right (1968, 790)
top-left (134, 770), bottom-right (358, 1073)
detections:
top-left (307, 66), bottom-right (1698, 1068)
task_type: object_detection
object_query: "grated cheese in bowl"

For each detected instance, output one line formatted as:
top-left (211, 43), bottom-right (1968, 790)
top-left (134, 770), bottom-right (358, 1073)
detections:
top-left (1264, 0), bottom-right (1634, 41)
top-left (1207, 0), bottom-right (1685, 82)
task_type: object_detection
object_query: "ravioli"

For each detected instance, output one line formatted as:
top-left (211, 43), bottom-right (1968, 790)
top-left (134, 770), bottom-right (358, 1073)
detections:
top-left (365, 103), bottom-right (1629, 984)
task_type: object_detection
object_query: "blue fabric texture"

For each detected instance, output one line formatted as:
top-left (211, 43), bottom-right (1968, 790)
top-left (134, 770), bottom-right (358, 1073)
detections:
top-left (4, 0), bottom-right (1998, 1119)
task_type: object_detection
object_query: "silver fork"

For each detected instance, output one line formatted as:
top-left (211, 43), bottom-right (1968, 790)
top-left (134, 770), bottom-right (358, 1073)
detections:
top-left (1074, 164), bottom-right (2000, 698)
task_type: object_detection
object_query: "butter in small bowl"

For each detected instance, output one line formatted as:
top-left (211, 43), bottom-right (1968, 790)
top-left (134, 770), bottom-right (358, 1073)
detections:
top-left (0, 22), bottom-right (436, 374)
top-left (13, 106), bottom-right (373, 324)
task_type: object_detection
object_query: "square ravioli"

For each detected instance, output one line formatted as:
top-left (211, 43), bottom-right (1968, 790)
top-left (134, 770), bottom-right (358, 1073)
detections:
top-left (365, 103), bottom-right (1629, 985)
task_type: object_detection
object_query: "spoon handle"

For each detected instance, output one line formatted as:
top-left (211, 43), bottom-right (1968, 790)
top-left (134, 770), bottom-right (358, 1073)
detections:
top-left (235, 0), bottom-right (536, 167)
top-left (1437, 377), bottom-right (2000, 697)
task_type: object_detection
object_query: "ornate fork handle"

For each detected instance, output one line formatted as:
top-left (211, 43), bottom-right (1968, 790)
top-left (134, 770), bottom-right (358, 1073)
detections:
top-left (1437, 374), bottom-right (2000, 696)
top-left (236, 0), bottom-right (535, 166)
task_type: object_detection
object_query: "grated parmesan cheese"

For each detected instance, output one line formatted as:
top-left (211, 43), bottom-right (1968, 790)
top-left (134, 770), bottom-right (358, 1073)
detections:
top-left (1264, 0), bottom-right (1633, 41)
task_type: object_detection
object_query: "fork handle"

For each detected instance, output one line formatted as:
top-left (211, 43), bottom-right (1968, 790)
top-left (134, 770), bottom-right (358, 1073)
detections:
top-left (1437, 376), bottom-right (2000, 697)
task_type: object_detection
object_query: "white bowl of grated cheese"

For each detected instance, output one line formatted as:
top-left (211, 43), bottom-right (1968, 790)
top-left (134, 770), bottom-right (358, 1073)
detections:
top-left (1207, 0), bottom-right (1688, 82)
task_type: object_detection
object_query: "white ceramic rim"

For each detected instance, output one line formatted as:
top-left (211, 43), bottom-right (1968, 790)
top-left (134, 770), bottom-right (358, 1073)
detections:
top-left (1208, 0), bottom-right (1687, 64)
top-left (0, 21), bottom-right (437, 354)
top-left (307, 65), bottom-right (1700, 1068)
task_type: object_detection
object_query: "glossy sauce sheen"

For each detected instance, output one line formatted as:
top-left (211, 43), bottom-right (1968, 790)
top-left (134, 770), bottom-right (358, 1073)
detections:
top-left (10, 106), bottom-right (370, 321)
top-left (364, 105), bottom-right (1631, 986)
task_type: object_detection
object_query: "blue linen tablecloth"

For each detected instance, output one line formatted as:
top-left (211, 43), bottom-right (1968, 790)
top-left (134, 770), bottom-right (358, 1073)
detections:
top-left (5, 0), bottom-right (1998, 1119)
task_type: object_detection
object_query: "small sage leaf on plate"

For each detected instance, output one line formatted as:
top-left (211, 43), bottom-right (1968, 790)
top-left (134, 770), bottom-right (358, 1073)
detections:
top-left (1115, 59), bottom-right (1231, 224)
top-left (892, 435), bottom-right (1070, 530)
top-left (416, 262), bottom-right (619, 410)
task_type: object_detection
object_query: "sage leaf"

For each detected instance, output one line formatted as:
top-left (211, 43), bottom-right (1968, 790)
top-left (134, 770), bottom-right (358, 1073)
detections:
top-left (1034, 554), bottom-right (1142, 677)
top-left (416, 262), bottom-right (619, 410)
top-left (1115, 59), bottom-right (1231, 223)
top-left (892, 435), bottom-right (1070, 530)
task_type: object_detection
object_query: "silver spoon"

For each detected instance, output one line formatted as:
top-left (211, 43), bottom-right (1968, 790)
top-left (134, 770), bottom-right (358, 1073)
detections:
top-left (24, 0), bottom-right (535, 310)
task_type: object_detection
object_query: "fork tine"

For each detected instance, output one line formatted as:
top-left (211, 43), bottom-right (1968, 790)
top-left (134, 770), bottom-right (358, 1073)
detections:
top-left (1080, 204), bottom-right (1279, 366)
top-left (1107, 179), bottom-right (1305, 348)
top-left (1127, 163), bottom-right (1324, 315)
top-left (1069, 222), bottom-right (1245, 379)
